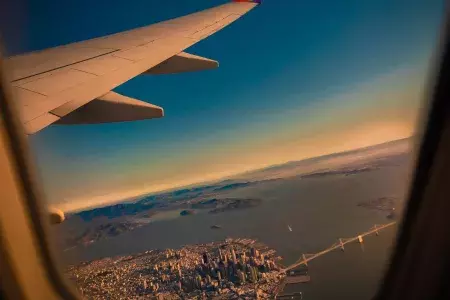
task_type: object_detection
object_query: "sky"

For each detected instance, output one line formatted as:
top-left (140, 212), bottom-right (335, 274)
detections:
top-left (1, 0), bottom-right (444, 212)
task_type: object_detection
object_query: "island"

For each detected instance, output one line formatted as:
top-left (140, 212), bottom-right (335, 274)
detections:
top-left (180, 209), bottom-right (196, 216)
top-left (207, 198), bottom-right (262, 214)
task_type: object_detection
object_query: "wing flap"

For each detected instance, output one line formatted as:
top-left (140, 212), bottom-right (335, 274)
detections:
top-left (54, 91), bottom-right (163, 125)
top-left (145, 52), bottom-right (218, 75)
top-left (23, 113), bottom-right (60, 134)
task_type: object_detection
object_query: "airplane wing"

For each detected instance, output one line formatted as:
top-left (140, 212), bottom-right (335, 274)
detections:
top-left (4, 0), bottom-right (261, 134)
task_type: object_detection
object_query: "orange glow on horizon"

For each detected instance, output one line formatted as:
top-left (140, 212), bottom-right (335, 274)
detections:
top-left (60, 120), bottom-right (413, 213)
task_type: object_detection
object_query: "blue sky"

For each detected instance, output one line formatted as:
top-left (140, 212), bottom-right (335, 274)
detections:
top-left (2, 0), bottom-right (444, 211)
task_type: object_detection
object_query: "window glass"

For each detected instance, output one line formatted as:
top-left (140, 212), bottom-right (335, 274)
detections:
top-left (1, 0), bottom-right (444, 299)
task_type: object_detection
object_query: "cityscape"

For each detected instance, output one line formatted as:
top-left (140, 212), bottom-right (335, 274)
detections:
top-left (66, 238), bottom-right (286, 299)
top-left (65, 222), bottom-right (395, 299)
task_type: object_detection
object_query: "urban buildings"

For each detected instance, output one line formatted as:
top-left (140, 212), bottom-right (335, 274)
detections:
top-left (66, 238), bottom-right (284, 299)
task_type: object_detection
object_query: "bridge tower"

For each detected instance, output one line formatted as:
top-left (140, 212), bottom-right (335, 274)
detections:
top-left (358, 235), bottom-right (363, 243)
top-left (339, 238), bottom-right (345, 251)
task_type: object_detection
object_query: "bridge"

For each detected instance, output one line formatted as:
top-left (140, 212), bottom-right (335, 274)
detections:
top-left (280, 221), bottom-right (397, 273)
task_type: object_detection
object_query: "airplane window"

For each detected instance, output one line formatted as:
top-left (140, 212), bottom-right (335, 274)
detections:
top-left (0, 0), bottom-right (444, 299)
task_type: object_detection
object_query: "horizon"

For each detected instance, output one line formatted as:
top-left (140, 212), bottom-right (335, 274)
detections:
top-left (64, 136), bottom-right (412, 213)
top-left (7, 0), bottom-right (441, 213)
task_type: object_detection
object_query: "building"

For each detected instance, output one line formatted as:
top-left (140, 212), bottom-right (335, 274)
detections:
top-left (237, 270), bottom-right (246, 284)
top-left (211, 268), bottom-right (217, 278)
top-left (240, 262), bottom-right (247, 273)
top-left (249, 266), bottom-right (258, 283)
top-left (219, 261), bottom-right (227, 279)
top-left (196, 275), bottom-right (203, 290)
top-left (228, 264), bottom-right (235, 279)
top-left (231, 248), bottom-right (237, 262)
top-left (202, 252), bottom-right (209, 265)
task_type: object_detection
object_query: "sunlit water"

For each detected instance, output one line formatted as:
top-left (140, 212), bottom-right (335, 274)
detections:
top-left (56, 164), bottom-right (409, 299)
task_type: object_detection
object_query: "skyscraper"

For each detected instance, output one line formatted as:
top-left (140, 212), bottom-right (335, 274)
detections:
top-left (231, 248), bottom-right (237, 263)
top-left (202, 252), bottom-right (209, 265)
top-left (240, 256), bottom-right (246, 266)
top-left (250, 266), bottom-right (258, 283)
top-left (217, 271), bottom-right (222, 282)
top-left (228, 264), bottom-right (235, 279)
top-left (240, 262), bottom-right (247, 272)
top-left (219, 261), bottom-right (227, 280)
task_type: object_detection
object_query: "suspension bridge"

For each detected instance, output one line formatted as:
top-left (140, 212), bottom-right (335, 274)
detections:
top-left (280, 221), bottom-right (397, 273)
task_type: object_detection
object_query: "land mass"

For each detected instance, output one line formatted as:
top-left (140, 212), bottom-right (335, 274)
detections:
top-left (180, 209), bottom-right (196, 216)
top-left (208, 198), bottom-right (262, 214)
top-left (58, 138), bottom-right (411, 249)
top-left (63, 198), bottom-right (263, 247)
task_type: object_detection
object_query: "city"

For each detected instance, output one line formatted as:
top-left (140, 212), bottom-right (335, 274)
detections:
top-left (65, 222), bottom-right (396, 299)
top-left (66, 238), bottom-right (285, 299)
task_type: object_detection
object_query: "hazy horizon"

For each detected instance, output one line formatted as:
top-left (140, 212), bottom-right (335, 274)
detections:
top-left (62, 136), bottom-right (412, 213)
